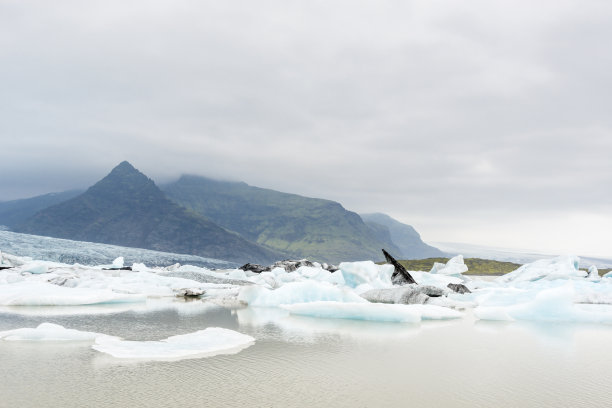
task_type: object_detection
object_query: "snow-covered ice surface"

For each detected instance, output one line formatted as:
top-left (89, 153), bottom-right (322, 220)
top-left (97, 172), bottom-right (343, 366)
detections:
top-left (92, 327), bottom-right (255, 361)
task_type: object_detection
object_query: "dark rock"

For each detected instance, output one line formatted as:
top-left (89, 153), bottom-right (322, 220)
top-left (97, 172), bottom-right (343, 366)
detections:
top-left (239, 263), bottom-right (270, 273)
top-left (102, 266), bottom-right (133, 271)
top-left (159, 271), bottom-right (253, 286)
top-left (270, 259), bottom-right (314, 272)
top-left (382, 249), bottom-right (417, 285)
top-left (241, 259), bottom-right (338, 274)
top-left (175, 288), bottom-right (205, 297)
top-left (321, 263), bottom-right (339, 272)
top-left (0, 266), bottom-right (12, 270)
top-left (361, 285), bottom-right (446, 305)
top-left (447, 283), bottom-right (471, 294)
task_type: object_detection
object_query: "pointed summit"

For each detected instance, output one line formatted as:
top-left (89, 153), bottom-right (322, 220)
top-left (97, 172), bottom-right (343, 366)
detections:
top-left (16, 163), bottom-right (279, 264)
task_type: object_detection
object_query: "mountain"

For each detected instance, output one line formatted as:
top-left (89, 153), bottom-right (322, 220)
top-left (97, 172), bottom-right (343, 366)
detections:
top-left (0, 190), bottom-right (82, 229)
top-left (163, 175), bottom-right (401, 263)
top-left (359, 213), bottom-right (444, 259)
top-left (16, 162), bottom-right (279, 264)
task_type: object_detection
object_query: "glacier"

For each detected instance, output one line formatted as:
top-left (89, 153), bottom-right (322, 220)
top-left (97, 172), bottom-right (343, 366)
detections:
top-left (0, 230), bottom-right (234, 269)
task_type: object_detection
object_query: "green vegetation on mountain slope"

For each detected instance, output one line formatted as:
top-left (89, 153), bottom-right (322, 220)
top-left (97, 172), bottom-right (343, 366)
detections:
top-left (163, 175), bottom-right (403, 264)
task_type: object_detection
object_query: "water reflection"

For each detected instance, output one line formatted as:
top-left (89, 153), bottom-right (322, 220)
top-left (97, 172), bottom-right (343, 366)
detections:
top-left (2, 301), bottom-right (612, 407)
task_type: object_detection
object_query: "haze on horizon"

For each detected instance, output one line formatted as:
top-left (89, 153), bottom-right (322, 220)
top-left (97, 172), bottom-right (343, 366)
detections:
top-left (1, 1), bottom-right (611, 258)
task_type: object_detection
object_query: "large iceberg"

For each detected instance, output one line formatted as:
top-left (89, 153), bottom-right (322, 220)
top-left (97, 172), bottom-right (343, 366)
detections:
top-left (496, 255), bottom-right (585, 283)
top-left (474, 284), bottom-right (612, 323)
top-left (339, 261), bottom-right (393, 289)
top-left (92, 327), bottom-right (255, 360)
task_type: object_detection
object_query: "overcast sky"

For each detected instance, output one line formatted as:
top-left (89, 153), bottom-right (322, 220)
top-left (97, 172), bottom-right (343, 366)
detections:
top-left (1, 0), bottom-right (611, 257)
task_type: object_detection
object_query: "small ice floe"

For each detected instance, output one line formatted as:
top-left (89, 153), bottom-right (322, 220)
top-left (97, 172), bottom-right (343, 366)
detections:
top-left (0, 322), bottom-right (118, 342)
top-left (92, 327), bottom-right (255, 361)
top-left (281, 301), bottom-right (462, 323)
top-left (0, 282), bottom-right (146, 306)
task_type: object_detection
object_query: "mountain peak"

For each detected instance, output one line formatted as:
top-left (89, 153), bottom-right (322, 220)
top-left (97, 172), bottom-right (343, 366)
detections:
top-left (16, 162), bottom-right (278, 264)
top-left (109, 160), bottom-right (138, 175)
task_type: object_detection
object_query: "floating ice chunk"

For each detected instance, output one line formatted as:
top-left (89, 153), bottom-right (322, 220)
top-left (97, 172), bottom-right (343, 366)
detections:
top-left (228, 269), bottom-right (248, 280)
top-left (111, 257), bottom-right (124, 269)
top-left (22, 261), bottom-right (49, 274)
top-left (131, 263), bottom-right (148, 272)
top-left (238, 280), bottom-right (365, 307)
top-left (0, 250), bottom-right (11, 267)
top-left (0, 322), bottom-right (118, 342)
top-left (0, 282), bottom-right (145, 306)
top-left (496, 255), bottom-right (585, 284)
top-left (281, 301), bottom-right (462, 322)
top-left (339, 261), bottom-right (393, 288)
top-left (587, 265), bottom-right (600, 281)
top-left (92, 327), bottom-right (254, 360)
top-left (430, 255), bottom-right (468, 276)
top-left (474, 284), bottom-right (612, 323)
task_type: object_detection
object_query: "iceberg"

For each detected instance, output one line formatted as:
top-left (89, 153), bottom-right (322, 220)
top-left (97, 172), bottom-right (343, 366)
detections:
top-left (281, 301), bottom-right (462, 322)
top-left (587, 265), bottom-right (600, 281)
top-left (339, 261), bottom-right (393, 289)
top-left (496, 255), bottom-right (585, 283)
top-left (474, 284), bottom-right (612, 323)
top-left (238, 280), bottom-right (366, 307)
top-left (111, 257), bottom-right (124, 269)
top-left (429, 255), bottom-right (468, 276)
top-left (0, 322), bottom-right (118, 342)
top-left (92, 327), bottom-right (255, 360)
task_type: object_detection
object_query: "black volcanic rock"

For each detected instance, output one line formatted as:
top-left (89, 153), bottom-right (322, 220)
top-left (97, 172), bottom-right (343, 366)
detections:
top-left (16, 161), bottom-right (279, 264)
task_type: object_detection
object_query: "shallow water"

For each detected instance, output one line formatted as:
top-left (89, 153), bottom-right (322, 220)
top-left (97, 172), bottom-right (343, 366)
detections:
top-left (1, 300), bottom-right (611, 408)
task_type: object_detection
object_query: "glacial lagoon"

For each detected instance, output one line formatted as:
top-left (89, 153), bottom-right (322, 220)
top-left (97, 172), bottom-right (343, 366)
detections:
top-left (2, 300), bottom-right (612, 408)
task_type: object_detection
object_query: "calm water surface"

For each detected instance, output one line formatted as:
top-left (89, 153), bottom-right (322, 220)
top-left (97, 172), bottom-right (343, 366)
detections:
top-left (1, 300), bottom-right (611, 408)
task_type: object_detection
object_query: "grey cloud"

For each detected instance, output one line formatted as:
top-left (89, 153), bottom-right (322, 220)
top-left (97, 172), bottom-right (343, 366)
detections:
top-left (1, 0), bottom-right (611, 256)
